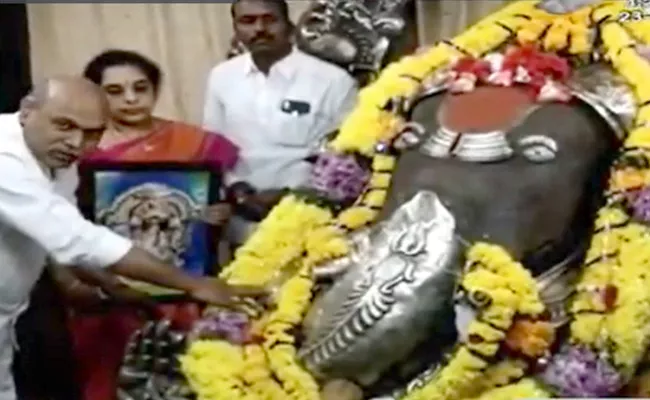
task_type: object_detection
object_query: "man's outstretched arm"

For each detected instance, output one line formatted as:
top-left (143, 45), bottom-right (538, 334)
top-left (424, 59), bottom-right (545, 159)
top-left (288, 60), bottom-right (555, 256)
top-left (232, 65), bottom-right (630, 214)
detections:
top-left (0, 153), bottom-right (264, 306)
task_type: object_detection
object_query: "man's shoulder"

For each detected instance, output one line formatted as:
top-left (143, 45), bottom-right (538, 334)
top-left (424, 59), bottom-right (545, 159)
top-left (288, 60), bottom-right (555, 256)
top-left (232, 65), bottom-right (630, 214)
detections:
top-left (0, 113), bottom-right (24, 148)
top-left (0, 113), bottom-right (39, 173)
top-left (293, 50), bottom-right (352, 81)
top-left (0, 112), bottom-right (20, 131)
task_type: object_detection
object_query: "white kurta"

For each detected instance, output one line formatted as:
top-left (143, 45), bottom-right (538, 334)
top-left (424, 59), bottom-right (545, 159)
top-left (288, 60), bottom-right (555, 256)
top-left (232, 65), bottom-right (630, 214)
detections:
top-left (202, 47), bottom-right (358, 190)
top-left (0, 113), bottom-right (133, 400)
top-left (203, 47), bottom-right (358, 244)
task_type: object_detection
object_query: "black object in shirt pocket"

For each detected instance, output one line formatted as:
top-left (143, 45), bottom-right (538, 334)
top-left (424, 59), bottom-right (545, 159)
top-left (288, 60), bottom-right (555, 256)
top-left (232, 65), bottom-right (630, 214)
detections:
top-left (281, 99), bottom-right (311, 115)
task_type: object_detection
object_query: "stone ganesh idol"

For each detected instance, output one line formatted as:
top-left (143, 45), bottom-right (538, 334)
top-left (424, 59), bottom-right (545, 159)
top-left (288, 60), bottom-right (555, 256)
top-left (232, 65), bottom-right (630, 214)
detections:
top-left (118, 0), bottom-right (650, 399)
top-left (300, 52), bottom-right (634, 397)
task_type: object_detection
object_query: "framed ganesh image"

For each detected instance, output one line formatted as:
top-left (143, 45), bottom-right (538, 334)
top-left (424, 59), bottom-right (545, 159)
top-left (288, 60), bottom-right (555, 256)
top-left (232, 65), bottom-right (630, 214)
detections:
top-left (78, 161), bottom-right (222, 298)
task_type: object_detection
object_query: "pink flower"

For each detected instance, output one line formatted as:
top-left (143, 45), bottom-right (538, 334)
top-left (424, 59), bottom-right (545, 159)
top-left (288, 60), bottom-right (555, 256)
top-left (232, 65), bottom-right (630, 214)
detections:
top-left (537, 79), bottom-right (571, 102)
top-left (443, 46), bottom-right (573, 103)
top-left (514, 65), bottom-right (532, 83)
top-left (487, 69), bottom-right (514, 86)
top-left (449, 73), bottom-right (478, 93)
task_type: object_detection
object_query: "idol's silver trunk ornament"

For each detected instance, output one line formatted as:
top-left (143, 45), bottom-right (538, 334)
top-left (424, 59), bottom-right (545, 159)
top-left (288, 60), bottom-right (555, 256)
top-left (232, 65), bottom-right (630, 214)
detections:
top-left (299, 191), bottom-right (463, 386)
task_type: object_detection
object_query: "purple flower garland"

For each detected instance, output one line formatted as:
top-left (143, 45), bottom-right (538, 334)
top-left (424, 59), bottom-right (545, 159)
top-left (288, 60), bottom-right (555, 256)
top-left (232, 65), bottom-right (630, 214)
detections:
top-left (309, 152), bottom-right (370, 203)
top-left (539, 345), bottom-right (623, 397)
top-left (190, 309), bottom-right (252, 345)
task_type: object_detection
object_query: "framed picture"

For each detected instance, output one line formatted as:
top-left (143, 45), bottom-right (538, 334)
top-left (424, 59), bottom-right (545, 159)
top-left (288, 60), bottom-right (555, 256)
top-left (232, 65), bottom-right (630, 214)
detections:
top-left (78, 161), bottom-right (222, 298)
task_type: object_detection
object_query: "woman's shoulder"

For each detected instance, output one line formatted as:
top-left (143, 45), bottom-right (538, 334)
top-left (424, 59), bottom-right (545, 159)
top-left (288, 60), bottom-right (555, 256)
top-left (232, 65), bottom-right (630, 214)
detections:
top-left (160, 119), bottom-right (240, 169)
top-left (160, 119), bottom-right (206, 136)
top-left (163, 119), bottom-right (232, 139)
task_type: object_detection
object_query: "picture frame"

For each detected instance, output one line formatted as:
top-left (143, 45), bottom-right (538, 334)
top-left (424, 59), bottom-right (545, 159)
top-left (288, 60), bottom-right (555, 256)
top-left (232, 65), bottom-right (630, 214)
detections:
top-left (78, 161), bottom-right (222, 299)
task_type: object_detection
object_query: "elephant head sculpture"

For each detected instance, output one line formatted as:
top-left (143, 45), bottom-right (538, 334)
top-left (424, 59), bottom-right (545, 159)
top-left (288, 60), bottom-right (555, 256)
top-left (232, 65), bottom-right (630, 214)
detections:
top-left (299, 50), bottom-right (637, 392)
top-left (118, 57), bottom-right (637, 400)
top-left (119, 1), bottom-right (642, 397)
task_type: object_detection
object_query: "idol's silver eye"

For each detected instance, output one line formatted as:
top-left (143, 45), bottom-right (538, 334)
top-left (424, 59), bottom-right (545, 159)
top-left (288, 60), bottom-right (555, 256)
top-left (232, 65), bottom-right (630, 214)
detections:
top-left (518, 135), bottom-right (558, 163)
top-left (453, 288), bottom-right (466, 303)
top-left (393, 122), bottom-right (426, 150)
top-left (468, 290), bottom-right (492, 308)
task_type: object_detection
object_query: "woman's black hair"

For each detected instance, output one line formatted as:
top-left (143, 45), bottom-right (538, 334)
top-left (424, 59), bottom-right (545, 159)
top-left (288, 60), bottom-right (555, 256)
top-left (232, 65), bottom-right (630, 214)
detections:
top-left (83, 49), bottom-right (162, 93)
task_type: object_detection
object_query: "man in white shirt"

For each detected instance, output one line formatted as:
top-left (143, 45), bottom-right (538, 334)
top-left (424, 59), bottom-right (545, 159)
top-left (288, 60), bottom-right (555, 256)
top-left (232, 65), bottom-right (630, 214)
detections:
top-left (203, 0), bottom-right (358, 243)
top-left (0, 76), bottom-right (263, 400)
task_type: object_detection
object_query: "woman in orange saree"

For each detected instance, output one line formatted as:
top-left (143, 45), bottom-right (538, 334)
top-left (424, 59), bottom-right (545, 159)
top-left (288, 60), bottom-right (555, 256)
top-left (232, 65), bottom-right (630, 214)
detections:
top-left (68, 49), bottom-right (239, 400)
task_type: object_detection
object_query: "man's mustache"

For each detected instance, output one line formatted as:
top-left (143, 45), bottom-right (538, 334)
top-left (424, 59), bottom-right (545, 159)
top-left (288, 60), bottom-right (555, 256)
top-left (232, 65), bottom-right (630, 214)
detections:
top-left (251, 34), bottom-right (274, 43)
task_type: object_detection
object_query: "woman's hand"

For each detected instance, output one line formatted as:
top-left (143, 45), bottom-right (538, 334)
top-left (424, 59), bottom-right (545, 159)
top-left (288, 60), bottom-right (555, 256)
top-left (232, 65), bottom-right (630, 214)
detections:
top-left (201, 203), bottom-right (233, 226)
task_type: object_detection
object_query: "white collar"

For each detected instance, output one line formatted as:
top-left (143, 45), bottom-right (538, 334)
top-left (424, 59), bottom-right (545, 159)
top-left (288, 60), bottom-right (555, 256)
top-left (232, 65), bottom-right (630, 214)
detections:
top-left (243, 46), bottom-right (299, 80)
top-left (9, 112), bottom-right (55, 180)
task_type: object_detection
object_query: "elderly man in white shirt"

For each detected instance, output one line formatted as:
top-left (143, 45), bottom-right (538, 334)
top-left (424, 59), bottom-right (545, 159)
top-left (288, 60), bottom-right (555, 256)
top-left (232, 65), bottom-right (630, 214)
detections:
top-left (0, 76), bottom-right (263, 400)
top-left (203, 0), bottom-right (358, 244)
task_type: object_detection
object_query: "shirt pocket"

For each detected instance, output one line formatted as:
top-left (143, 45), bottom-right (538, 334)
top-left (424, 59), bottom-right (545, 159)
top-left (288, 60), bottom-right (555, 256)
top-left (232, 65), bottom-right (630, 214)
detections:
top-left (271, 100), bottom-right (330, 148)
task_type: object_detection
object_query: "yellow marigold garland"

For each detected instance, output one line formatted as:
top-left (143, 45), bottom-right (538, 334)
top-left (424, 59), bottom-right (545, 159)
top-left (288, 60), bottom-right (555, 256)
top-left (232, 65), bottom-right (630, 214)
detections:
top-left (182, 340), bottom-right (253, 399)
top-left (401, 243), bottom-right (548, 400)
top-left (566, 9), bottom-right (650, 377)
top-left (482, 359), bottom-right (529, 387)
top-left (181, 1), bottom-right (650, 399)
top-left (262, 261), bottom-right (320, 399)
top-left (464, 378), bottom-right (551, 400)
top-left (182, 197), bottom-right (335, 400)
top-left (219, 195), bottom-right (343, 284)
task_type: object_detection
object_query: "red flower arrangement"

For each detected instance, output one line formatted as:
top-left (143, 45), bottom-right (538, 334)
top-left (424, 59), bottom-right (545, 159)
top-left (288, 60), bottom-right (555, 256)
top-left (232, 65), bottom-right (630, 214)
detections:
top-left (447, 44), bottom-right (572, 102)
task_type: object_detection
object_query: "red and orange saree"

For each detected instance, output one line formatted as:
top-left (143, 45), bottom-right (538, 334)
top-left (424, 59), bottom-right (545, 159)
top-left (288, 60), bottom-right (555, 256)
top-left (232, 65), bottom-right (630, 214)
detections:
top-left (70, 120), bottom-right (238, 400)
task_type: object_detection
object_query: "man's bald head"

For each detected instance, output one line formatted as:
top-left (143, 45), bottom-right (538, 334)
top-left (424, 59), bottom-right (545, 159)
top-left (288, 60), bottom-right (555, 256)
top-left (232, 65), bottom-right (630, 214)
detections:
top-left (20, 75), bottom-right (108, 169)
top-left (22, 76), bottom-right (106, 110)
